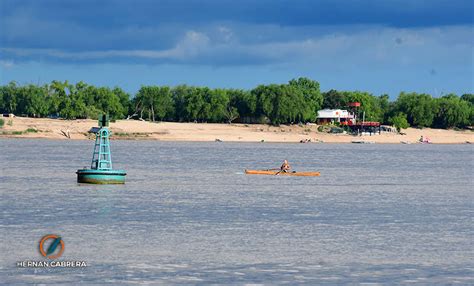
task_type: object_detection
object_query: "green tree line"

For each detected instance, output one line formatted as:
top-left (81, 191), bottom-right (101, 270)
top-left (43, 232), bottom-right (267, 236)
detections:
top-left (0, 78), bottom-right (472, 129)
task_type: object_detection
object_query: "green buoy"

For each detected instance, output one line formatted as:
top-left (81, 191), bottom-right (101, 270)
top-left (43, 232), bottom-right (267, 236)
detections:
top-left (76, 115), bottom-right (126, 184)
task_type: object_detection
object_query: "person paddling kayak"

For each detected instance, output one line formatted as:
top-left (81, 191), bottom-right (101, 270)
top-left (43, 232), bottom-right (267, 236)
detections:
top-left (280, 160), bottom-right (291, 173)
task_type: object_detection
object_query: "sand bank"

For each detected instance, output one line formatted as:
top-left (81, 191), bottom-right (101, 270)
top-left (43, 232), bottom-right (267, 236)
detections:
top-left (1, 117), bottom-right (473, 144)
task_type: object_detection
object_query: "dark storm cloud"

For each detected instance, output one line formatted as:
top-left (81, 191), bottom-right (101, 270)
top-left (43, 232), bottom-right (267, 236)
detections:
top-left (0, 0), bottom-right (472, 66)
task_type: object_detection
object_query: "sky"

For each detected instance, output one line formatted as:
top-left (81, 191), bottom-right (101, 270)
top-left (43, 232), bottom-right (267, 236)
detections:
top-left (0, 0), bottom-right (473, 97)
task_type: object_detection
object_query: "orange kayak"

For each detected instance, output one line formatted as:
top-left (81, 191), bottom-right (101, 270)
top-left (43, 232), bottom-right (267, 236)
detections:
top-left (245, 170), bottom-right (320, 177)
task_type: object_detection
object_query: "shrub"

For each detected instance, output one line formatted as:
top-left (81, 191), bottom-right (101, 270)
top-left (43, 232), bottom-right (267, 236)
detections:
top-left (0, 118), bottom-right (4, 128)
top-left (389, 113), bottom-right (410, 132)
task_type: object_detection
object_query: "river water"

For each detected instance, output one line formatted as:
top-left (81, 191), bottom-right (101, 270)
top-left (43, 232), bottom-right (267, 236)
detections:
top-left (0, 139), bottom-right (473, 284)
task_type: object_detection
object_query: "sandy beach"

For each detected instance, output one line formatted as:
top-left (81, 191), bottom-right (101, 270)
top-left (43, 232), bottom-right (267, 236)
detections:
top-left (1, 117), bottom-right (473, 144)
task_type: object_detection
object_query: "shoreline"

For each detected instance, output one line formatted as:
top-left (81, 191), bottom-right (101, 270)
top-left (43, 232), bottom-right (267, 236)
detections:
top-left (1, 117), bottom-right (473, 144)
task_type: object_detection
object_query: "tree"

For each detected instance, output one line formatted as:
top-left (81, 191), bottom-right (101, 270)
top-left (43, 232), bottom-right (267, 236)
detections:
top-left (460, 94), bottom-right (474, 126)
top-left (206, 89), bottom-right (229, 122)
top-left (13, 84), bottom-right (49, 117)
top-left (394, 92), bottom-right (436, 127)
top-left (136, 86), bottom-right (174, 121)
top-left (389, 113), bottom-right (410, 132)
top-left (253, 84), bottom-right (284, 125)
top-left (171, 85), bottom-right (190, 121)
top-left (46, 81), bottom-right (64, 116)
top-left (322, 89), bottom-right (346, 109)
top-left (228, 89), bottom-right (256, 119)
top-left (91, 87), bottom-right (124, 119)
top-left (113, 87), bottom-right (132, 118)
top-left (377, 94), bottom-right (391, 124)
top-left (460, 94), bottom-right (474, 105)
top-left (135, 86), bottom-right (170, 121)
top-left (154, 87), bottom-right (174, 121)
top-left (289, 77), bottom-right (323, 122)
top-left (1, 82), bottom-right (19, 113)
top-left (252, 79), bottom-right (322, 125)
top-left (136, 86), bottom-right (155, 121)
top-left (434, 94), bottom-right (470, 128)
top-left (49, 80), bottom-right (75, 119)
top-left (185, 87), bottom-right (207, 121)
top-left (223, 106), bottom-right (239, 123)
